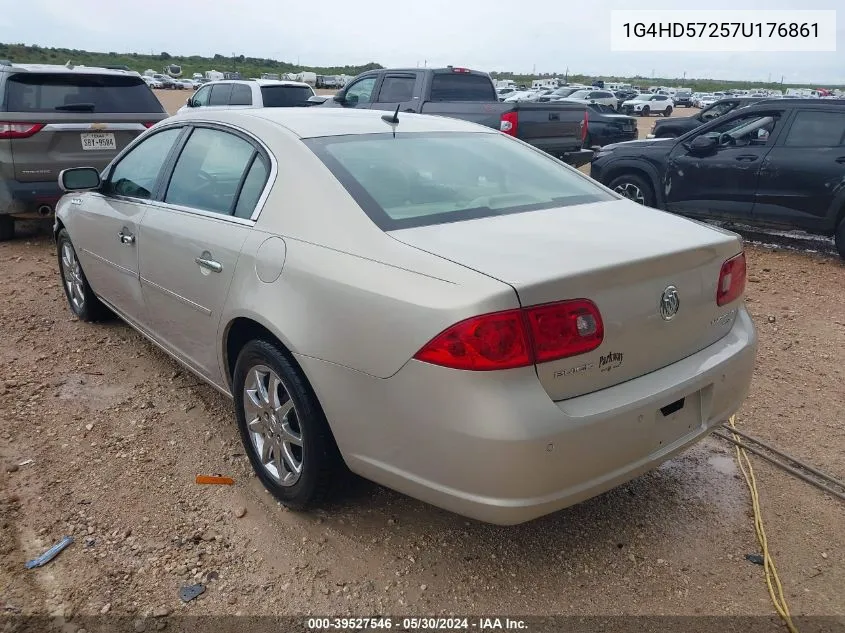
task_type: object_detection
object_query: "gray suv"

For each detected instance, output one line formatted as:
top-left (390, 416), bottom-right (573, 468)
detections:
top-left (0, 61), bottom-right (168, 240)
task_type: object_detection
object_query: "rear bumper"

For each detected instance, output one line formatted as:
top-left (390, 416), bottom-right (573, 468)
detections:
top-left (543, 147), bottom-right (594, 168)
top-left (0, 179), bottom-right (62, 215)
top-left (298, 307), bottom-right (758, 525)
top-left (592, 130), bottom-right (637, 146)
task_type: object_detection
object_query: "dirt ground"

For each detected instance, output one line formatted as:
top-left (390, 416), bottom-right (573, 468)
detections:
top-left (1, 90), bottom-right (844, 628)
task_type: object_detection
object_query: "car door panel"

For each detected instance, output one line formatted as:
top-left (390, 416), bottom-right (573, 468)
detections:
top-left (753, 109), bottom-right (845, 233)
top-left (136, 125), bottom-right (266, 383)
top-left (72, 193), bottom-right (147, 317)
top-left (70, 126), bottom-right (185, 320)
top-left (138, 207), bottom-right (249, 382)
top-left (664, 112), bottom-right (782, 221)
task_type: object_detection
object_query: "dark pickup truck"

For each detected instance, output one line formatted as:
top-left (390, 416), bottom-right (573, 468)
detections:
top-left (319, 67), bottom-right (594, 167)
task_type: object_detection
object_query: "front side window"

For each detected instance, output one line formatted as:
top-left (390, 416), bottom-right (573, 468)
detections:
top-left (700, 113), bottom-right (780, 147)
top-left (304, 132), bottom-right (614, 230)
top-left (164, 128), bottom-right (257, 215)
top-left (345, 78), bottom-right (376, 105)
top-left (107, 128), bottom-right (183, 199)
top-left (192, 85), bottom-right (211, 107)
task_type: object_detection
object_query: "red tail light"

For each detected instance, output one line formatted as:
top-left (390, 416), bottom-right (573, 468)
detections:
top-left (450, 67), bottom-right (471, 73)
top-left (581, 109), bottom-right (589, 143)
top-left (716, 252), bottom-right (747, 306)
top-left (414, 299), bottom-right (604, 371)
top-left (524, 299), bottom-right (604, 363)
top-left (142, 122), bottom-right (156, 128)
top-left (500, 111), bottom-right (518, 136)
top-left (0, 122), bottom-right (44, 139)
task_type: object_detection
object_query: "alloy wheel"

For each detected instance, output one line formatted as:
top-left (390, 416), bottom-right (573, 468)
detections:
top-left (242, 364), bottom-right (304, 486)
top-left (614, 182), bottom-right (646, 205)
top-left (61, 242), bottom-right (86, 312)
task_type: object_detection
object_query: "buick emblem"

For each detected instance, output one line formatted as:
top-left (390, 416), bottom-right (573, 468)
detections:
top-left (659, 285), bottom-right (680, 321)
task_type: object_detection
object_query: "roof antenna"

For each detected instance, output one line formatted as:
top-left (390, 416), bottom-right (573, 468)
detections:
top-left (381, 104), bottom-right (400, 125)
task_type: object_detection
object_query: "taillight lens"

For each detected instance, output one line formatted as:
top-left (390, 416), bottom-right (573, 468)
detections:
top-left (500, 111), bottom-right (518, 136)
top-left (413, 309), bottom-right (531, 371)
top-left (0, 122), bottom-right (44, 139)
top-left (524, 300), bottom-right (604, 363)
top-left (142, 122), bottom-right (156, 128)
top-left (413, 299), bottom-right (604, 371)
top-left (716, 252), bottom-right (747, 306)
top-left (581, 109), bottom-right (589, 142)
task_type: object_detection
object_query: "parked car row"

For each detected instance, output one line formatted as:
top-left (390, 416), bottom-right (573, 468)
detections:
top-left (590, 99), bottom-right (845, 259)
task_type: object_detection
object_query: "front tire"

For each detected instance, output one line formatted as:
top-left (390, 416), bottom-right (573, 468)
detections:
top-left (835, 218), bottom-right (845, 260)
top-left (233, 340), bottom-right (342, 510)
top-left (609, 173), bottom-right (656, 207)
top-left (56, 228), bottom-right (110, 322)
top-left (640, 106), bottom-right (650, 117)
top-left (0, 215), bottom-right (14, 242)
top-left (664, 106), bottom-right (673, 117)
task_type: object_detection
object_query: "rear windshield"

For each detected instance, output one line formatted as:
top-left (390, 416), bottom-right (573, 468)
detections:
top-left (304, 132), bottom-right (613, 230)
top-left (260, 85), bottom-right (314, 107)
top-left (429, 74), bottom-right (496, 102)
top-left (4, 72), bottom-right (165, 113)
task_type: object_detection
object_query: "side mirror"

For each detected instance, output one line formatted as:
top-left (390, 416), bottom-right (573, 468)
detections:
top-left (59, 167), bottom-right (101, 192)
top-left (687, 135), bottom-right (717, 156)
top-left (332, 92), bottom-right (346, 103)
top-left (186, 98), bottom-right (196, 108)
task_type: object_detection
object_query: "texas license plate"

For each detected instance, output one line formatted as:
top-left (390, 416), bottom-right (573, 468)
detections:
top-left (80, 132), bottom-right (116, 151)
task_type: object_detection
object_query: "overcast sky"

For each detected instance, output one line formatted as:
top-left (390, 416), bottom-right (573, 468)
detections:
top-left (2, 0), bottom-right (843, 84)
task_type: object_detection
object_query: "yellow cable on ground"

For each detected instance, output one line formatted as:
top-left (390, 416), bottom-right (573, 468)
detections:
top-left (728, 414), bottom-right (799, 633)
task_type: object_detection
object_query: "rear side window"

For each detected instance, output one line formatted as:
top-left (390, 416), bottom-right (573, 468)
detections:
top-left (429, 74), bottom-right (496, 102)
top-left (783, 111), bottom-right (845, 147)
top-left (229, 84), bottom-right (252, 106)
top-left (304, 131), bottom-right (613, 230)
top-left (164, 128), bottom-right (257, 215)
top-left (260, 85), bottom-right (314, 107)
top-left (377, 76), bottom-right (416, 102)
top-left (4, 72), bottom-right (164, 113)
top-left (208, 84), bottom-right (232, 106)
top-left (233, 155), bottom-right (270, 219)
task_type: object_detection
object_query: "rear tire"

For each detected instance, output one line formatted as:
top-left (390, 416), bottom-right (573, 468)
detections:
top-left (835, 218), bottom-right (845, 260)
top-left (56, 228), bottom-right (110, 322)
top-left (0, 215), bottom-right (14, 242)
top-left (233, 339), bottom-right (343, 510)
top-left (608, 173), bottom-right (656, 208)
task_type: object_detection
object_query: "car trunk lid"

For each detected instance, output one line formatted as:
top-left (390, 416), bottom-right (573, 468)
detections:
top-left (390, 199), bottom-right (744, 401)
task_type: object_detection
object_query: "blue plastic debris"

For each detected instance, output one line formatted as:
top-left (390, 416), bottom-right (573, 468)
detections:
top-left (179, 584), bottom-right (205, 603)
top-left (25, 536), bottom-right (73, 569)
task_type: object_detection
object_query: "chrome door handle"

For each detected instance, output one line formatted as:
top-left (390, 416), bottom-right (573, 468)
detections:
top-left (118, 230), bottom-right (135, 244)
top-left (195, 256), bottom-right (222, 273)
